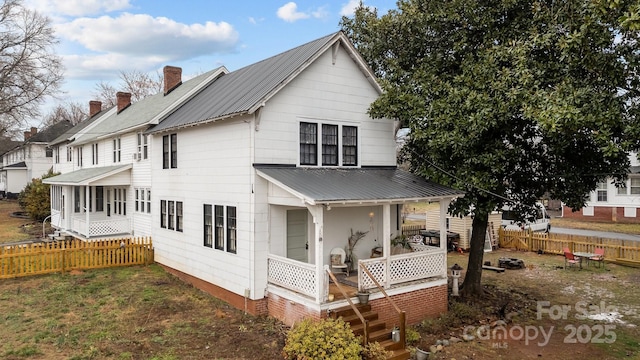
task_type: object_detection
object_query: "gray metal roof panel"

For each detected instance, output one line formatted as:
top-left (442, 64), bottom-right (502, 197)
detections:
top-left (2, 161), bottom-right (27, 169)
top-left (49, 107), bottom-right (115, 146)
top-left (255, 166), bottom-right (464, 203)
top-left (43, 164), bottom-right (131, 185)
top-left (75, 68), bottom-right (224, 144)
top-left (150, 32), bottom-right (340, 133)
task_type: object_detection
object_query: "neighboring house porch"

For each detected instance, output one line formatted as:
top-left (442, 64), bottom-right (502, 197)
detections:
top-left (44, 165), bottom-right (133, 239)
top-left (256, 166), bottom-right (463, 326)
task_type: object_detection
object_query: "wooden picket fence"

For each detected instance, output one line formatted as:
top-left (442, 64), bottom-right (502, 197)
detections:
top-left (0, 237), bottom-right (153, 279)
top-left (499, 228), bottom-right (640, 266)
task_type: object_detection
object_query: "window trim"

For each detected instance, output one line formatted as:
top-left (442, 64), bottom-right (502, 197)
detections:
top-left (300, 121), bottom-right (358, 167)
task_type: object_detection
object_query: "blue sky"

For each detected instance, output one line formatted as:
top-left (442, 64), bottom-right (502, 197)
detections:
top-left (22, 0), bottom-right (397, 117)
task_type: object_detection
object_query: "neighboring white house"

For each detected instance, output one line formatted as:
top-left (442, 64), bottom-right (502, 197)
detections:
top-left (562, 152), bottom-right (640, 223)
top-left (0, 122), bottom-right (73, 198)
top-left (44, 32), bottom-right (463, 328)
top-left (44, 66), bottom-right (227, 239)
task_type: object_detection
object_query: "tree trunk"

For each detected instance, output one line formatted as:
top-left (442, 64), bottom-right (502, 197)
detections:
top-left (461, 211), bottom-right (489, 298)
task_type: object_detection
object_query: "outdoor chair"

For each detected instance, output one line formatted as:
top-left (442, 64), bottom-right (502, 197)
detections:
top-left (590, 248), bottom-right (605, 269)
top-left (330, 247), bottom-right (349, 276)
top-left (564, 251), bottom-right (580, 270)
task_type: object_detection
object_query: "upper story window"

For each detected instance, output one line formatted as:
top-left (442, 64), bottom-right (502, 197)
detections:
top-left (91, 143), bottom-right (98, 165)
top-left (76, 146), bottom-right (83, 167)
top-left (137, 133), bottom-right (148, 160)
top-left (113, 138), bottom-right (121, 163)
top-left (54, 146), bottom-right (60, 163)
top-left (596, 181), bottom-right (607, 202)
top-left (45, 148), bottom-right (53, 158)
top-left (66, 146), bottom-right (72, 162)
top-left (300, 122), bottom-right (358, 167)
top-left (163, 134), bottom-right (177, 169)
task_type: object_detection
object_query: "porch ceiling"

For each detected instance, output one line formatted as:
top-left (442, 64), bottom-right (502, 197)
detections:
top-left (255, 166), bottom-right (464, 205)
top-left (43, 164), bottom-right (132, 186)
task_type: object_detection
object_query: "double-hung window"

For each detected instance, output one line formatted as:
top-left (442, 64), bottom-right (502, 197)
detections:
top-left (207, 204), bottom-right (236, 253)
top-left (137, 133), bottom-right (149, 160)
top-left (300, 122), bottom-right (317, 165)
top-left (76, 146), bottom-right (83, 166)
top-left (163, 134), bottom-right (177, 169)
top-left (113, 138), bottom-right (121, 163)
top-left (631, 178), bottom-right (640, 195)
top-left (596, 182), bottom-right (607, 202)
top-left (160, 199), bottom-right (183, 232)
top-left (92, 143), bottom-right (98, 165)
top-left (300, 122), bottom-right (358, 167)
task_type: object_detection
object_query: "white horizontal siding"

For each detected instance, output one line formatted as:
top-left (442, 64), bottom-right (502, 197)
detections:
top-left (254, 45), bottom-right (396, 166)
top-left (150, 120), bottom-right (259, 298)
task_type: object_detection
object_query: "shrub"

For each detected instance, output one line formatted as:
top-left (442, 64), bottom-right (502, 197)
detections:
top-left (18, 169), bottom-right (58, 221)
top-left (282, 318), bottom-right (362, 360)
top-left (405, 327), bottom-right (421, 345)
top-left (362, 341), bottom-right (390, 360)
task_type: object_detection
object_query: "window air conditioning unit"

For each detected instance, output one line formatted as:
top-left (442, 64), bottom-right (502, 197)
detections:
top-left (136, 152), bottom-right (142, 161)
top-left (132, 153), bottom-right (140, 161)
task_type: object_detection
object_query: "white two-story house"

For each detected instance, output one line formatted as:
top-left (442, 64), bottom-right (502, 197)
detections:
top-left (45, 66), bottom-right (227, 239)
top-left (144, 32), bottom-right (463, 327)
top-left (0, 122), bottom-right (73, 198)
top-left (562, 152), bottom-right (640, 223)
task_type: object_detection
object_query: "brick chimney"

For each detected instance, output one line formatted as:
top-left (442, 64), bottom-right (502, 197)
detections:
top-left (89, 101), bottom-right (102, 117)
top-left (24, 131), bottom-right (31, 140)
top-left (31, 127), bottom-right (37, 135)
top-left (163, 66), bottom-right (182, 95)
top-left (116, 92), bottom-right (132, 113)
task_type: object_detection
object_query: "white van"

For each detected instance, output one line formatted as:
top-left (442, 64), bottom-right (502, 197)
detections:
top-left (501, 202), bottom-right (551, 232)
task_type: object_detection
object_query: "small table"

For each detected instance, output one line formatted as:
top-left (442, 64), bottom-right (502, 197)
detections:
top-left (572, 252), bottom-right (596, 269)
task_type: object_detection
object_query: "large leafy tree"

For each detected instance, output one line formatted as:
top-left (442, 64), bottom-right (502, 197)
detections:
top-left (342, 0), bottom-right (640, 297)
top-left (0, 0), bottom-right (63, 137)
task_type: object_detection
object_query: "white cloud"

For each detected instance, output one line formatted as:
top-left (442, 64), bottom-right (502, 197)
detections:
top-left (54, 13), bottom-right (239, 72)
top-left (26, 0), bottom-right (132, 17)
top-left (340, 0), bottom-right (362, 16)
top-left (277, 2), bottom-right (310, 23)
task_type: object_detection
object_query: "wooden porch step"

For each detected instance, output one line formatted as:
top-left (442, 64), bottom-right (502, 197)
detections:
top-left (340, 310), bottom-right (378, 326)
top-left (329, 303), bottom-right (371, 319)
top-left (350, 318), bottom-right (386, 336)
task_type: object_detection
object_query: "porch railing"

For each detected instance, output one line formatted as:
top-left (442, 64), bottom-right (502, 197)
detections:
top-left (72, 217), bottom-right (131, 237)
top-left (358, 248), bottom-right (447, 291)
top-left (267, 254), bottom-right (317, 299)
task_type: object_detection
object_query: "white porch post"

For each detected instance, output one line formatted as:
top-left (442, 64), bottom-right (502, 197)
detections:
top-left (439, 199), bottom-right (450, 276)
top-left (306, 204), bottom-right (325, 303)
top-left (382, 203), bottom-right (391, 288)
top-left (85, 186), bottom-right (90, 236)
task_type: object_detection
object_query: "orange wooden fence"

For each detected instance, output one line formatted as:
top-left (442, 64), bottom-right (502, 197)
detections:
top-left (0, 237), bottom-right (153, 279)
top-left (499, 228), bottom-right (640, 266)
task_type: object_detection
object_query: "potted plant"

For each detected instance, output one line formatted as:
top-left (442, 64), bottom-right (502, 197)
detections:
top-left (345, 228), bottom-right (368, 272)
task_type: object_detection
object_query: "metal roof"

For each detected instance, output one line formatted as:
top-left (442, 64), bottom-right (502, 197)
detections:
top-left (49, 108), bottom-right (114, 146)
top-left (43, 164), bottom-right (131, 186)
top-left (2, 161), bottom-right (27, 169)
top-left (149, 32), bottom-right (371, 133)
top-left (74, 67), bottom-right (226, 145)
top-left (255, 166), bottom-right (464, 205)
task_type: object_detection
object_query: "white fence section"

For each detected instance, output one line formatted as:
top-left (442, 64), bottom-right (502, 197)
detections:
top-left (268, 254), bottom-right (317, 300)
top-left (72, 216), bottom-right (131, 237)
top-left (358, 249), bottom-right (447, 291)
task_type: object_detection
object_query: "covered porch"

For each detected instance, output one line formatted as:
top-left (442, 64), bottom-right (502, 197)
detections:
top-left (256, 166), bottom-right (464, 311)
top-left (44, 165), bottom-right (133, 239)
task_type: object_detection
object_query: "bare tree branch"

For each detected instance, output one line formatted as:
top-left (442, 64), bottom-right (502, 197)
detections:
top-left (0, 0), bottom-right (63, 133)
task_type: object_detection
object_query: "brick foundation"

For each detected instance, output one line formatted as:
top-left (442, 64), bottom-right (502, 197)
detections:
top-left (159, 263), bottom-right (447, 328)
top-left (369, 284), bottom-right (448, 326)
top-left (563, 205), bottom-right (640, 223)
top-left (268, 283), bottom-right (447, 327)
top-left (158, 264), bottom-right (268, 315)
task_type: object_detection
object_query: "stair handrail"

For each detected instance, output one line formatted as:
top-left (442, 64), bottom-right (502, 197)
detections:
top-left (358, 262), bottom-right (406, 347)
top-left (326, 269), bottom-right (369, 345)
